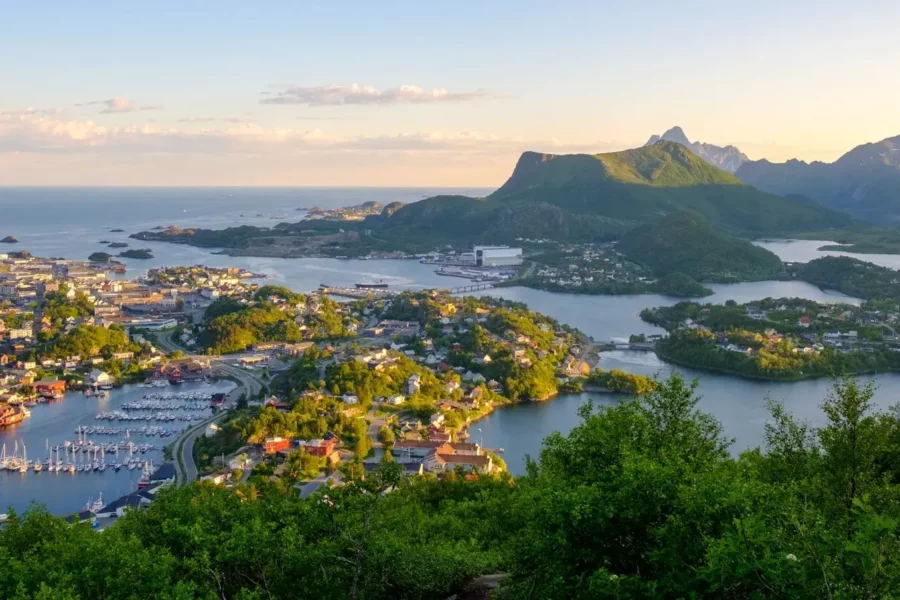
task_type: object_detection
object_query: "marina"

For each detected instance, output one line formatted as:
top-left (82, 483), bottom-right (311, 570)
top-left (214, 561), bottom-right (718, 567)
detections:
top-left (0, 379), bottom-right (235, 516)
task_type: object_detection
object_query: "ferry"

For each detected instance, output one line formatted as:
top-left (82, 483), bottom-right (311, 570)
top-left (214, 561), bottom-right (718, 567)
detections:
top-left (355, 279), bottom-right (389, 289)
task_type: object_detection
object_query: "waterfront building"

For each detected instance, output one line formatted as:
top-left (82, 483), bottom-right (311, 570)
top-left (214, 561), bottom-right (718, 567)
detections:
top-left (473, 245), bottom-right (523, 267)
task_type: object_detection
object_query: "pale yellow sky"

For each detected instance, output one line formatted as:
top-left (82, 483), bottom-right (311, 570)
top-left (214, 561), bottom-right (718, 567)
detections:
top-left (2, 1), bottom-right (899, 186)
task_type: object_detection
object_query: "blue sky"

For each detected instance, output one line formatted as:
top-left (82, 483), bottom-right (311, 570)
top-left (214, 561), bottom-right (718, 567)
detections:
top-left (2, 0), bottom-right (899, 185)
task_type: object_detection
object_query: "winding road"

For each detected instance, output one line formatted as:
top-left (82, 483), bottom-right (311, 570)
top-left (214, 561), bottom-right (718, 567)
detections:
top-left (156, 330), bottom-right (267, 485)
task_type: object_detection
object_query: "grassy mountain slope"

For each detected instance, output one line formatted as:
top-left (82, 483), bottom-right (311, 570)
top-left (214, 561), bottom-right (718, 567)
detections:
top-left (617, 212), bottom-right (785, 282)
top-left (371, 141), bottom-right (850, 244)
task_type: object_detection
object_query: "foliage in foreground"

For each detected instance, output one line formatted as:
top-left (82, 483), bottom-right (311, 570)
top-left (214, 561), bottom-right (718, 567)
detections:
top-left (5, 375), bottom-right (900, 598)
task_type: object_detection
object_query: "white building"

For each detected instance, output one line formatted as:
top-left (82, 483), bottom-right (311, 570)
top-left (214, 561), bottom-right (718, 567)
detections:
top-left (88, 370), bottom-right (112, 386)
top-left (473, 246), bottom-right (522, 267)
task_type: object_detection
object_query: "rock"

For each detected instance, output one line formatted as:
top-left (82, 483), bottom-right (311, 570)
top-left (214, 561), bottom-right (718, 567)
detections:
top-left (0, 236), bottom-right (18, 243)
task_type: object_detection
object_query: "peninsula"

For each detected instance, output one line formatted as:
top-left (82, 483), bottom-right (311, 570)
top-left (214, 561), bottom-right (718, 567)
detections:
top-left (641, 297), bottom-right (900, 380)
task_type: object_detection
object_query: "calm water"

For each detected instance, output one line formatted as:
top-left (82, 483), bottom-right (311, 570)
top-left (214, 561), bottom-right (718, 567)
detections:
top-left (0, 381), bottom-right (234, 516)
top-left (755, 238), bottom-right (900, 269)
top-left (479, 352), bottom-right (900, 474)
top-left (4, 189), bottom-right (900, 491)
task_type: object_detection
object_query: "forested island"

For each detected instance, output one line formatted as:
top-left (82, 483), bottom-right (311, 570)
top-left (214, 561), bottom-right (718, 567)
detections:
top-left (642, 297), bottom-right (900, 380)
top-left (117, 248), bottom-right (154, 259)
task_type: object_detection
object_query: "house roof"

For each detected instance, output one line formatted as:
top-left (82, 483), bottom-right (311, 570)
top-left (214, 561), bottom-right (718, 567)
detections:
top-left (438, 453), bottom-right (491, 467)
top-left (151, 462), bottom-right (176, 481)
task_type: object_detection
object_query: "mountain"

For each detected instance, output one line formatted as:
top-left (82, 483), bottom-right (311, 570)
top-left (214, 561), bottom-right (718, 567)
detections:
top-left (644, 126), bottom-right (749, 173)
top-left (369, 141), bottom-right (849, 244)
top-left (617, 212), bottom-right (785, 283)
top-left (736, 134), bottom-right (900, 222)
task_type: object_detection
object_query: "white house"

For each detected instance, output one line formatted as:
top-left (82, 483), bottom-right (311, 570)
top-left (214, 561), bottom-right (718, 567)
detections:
top-left (88, 370), bottom-right (112, 386)
top-left (342, 394), bottom-right (359, 405)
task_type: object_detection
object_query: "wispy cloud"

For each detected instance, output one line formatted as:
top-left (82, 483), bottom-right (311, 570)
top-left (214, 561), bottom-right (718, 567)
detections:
top-left (260, 83), bottom-right (496, 107)
top-left (0, 106), bottom-right (621, 159)
top-left (177, 116), bottom-right (254, 124)
top-left (78, 97), bottom-right (163, 114)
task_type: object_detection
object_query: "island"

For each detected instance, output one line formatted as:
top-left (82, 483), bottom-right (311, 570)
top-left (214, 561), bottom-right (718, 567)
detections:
top-left (1, 235), bottom-right (18, 243)
top-left (107, 242), bottom-right (128, 248)
top-left (109, 228), bottom-right (125, 233)
top-left (117, 248), bottom-right (154, 259)
top-left (88, 252), bottom-right (113, 262)
top-left (641, 297), bottom-right (900, 380)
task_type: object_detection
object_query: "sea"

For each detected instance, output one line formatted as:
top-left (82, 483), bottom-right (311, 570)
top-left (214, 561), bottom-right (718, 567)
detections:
top-left (4, 187), bottom-right (900, 511)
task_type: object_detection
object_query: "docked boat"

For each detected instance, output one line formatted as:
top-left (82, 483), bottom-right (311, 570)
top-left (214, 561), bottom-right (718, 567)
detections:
top-left (355, 279), bottom-right (389, 289)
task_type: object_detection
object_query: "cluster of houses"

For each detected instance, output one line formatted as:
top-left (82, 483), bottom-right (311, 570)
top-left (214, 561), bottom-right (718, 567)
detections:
top-left (528, 241), bottom-right (650, 289)
top-left (680, 301), bottom-right (900, 356)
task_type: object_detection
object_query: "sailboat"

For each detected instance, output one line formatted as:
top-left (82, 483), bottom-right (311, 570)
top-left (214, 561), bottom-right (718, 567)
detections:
top-left (18, 441), bottom-right (28, 473)
top-left (0, 443), bottom-right (7, 471)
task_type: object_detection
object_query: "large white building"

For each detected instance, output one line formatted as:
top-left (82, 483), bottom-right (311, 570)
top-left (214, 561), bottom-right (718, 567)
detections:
top-left (473, 246), bottom-right (522, 267)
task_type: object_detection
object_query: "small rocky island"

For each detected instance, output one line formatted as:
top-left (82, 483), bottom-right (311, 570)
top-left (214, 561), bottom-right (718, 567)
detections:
top-left (118, 248), bottom-right (154, 259)
top-left (109, 228), bottom-right (125, 233)
top-left (108, 242), bottom-right (129, 248)
top-left (88, 252), bottom-right (113, 262)
top-left (1, 236), bottom-right (18, 243)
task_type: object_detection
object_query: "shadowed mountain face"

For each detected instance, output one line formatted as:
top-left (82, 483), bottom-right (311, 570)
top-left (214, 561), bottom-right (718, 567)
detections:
top-left (737, 134), bottom-right (900, 222)
top-left (369, 141), bottom-right (849, 245)
top-left (644, 126), bottom-right (749, 173)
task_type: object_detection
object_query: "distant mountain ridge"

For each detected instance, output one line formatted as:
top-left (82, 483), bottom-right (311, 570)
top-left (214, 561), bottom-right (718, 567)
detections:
top-left (644, 126), bottom-right (749, 173)
top-left (736, 134), bottom-right (900, 222)
top-left (370, 141), bottom-right (848, 244)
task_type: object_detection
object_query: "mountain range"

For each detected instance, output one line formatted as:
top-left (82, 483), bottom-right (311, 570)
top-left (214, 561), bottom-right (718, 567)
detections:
top-left (736, 134), bottom-right (900, 222)
top-left (644, 126), bottom-right (749, 173)
top-left (370, 141), bottom-right (848, 244)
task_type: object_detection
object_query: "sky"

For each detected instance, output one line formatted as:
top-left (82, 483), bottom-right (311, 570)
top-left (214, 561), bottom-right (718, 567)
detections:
top-left (2, 0), bottom-right (899, 187)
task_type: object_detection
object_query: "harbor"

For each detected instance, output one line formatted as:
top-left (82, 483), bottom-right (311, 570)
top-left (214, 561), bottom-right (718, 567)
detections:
top-left (0, 379), bottom-right (234, 516)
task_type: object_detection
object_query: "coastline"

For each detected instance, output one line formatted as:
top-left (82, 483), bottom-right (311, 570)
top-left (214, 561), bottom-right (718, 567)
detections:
top-left (653, 347), bottom-right (895, 383)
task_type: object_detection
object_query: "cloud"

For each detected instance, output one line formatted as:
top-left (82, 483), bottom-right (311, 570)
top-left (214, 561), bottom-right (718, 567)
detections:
top-left (177, 116), bottom-right (254, 124)
top-left (0, 106), bottom-right (621, 160)
top-left (260, 83), bottom-right (496, 107)
top-left (78, 97), bottom-right (163, 114)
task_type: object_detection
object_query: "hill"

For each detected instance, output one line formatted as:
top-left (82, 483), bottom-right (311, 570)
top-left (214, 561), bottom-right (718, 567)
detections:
top-left (736, 133), bottom-right (900, 222)
top-left (371, 141), bottom-right (850, 244)
top-left (617, 212), bottom-right (785, 282)
top-left (644, 126), bottom-right (749, 173)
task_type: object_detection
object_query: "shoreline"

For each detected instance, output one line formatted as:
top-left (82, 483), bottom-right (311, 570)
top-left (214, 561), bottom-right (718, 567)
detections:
top-left (654, 348), bottom-right (895, 383)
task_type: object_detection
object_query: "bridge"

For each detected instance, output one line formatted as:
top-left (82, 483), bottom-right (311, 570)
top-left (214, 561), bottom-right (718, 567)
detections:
top-left (601, 342), bottom-right (658, 352)
top-left (448, 282), bottom-right (496, 294)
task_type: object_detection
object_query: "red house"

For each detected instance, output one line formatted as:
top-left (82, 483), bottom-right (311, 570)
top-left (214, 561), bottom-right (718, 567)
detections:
top-left (264, 437), bottom-right (291, 454)
top-left (298, 438), bottom-right (337, 457)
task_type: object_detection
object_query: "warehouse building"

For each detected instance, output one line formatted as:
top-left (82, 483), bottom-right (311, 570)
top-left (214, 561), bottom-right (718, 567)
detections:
top-left (473, 246), bottom-right (522, 267)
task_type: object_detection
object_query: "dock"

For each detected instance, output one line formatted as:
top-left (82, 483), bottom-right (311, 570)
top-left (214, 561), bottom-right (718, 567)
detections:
top-left (319, 286), bottom-right (394, 299)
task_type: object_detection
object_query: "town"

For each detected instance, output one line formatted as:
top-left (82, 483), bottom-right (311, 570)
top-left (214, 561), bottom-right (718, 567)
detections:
top-left (1, 250), bottom-right (617, 525)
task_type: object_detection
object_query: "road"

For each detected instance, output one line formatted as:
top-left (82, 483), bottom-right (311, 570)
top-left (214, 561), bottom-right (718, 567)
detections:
top-left (157, 330), bottom-right (268, 484)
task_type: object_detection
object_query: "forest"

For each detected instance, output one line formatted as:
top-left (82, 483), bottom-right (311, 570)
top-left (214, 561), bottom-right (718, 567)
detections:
top-left (5, 375), bottom-right (900, 598)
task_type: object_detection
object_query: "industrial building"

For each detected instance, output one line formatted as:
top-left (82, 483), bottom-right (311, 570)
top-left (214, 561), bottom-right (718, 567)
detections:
top-left (473, 246), bottom-right (523, 267)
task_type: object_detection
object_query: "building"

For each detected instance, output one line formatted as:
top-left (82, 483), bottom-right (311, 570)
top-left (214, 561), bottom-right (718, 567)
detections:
top-left (295, 438), bottom-right (337, 457)
top-left (264, 437), bottom-right (291, 454)
top-left (150, 462), bottom-right (177, 485)
top-left (88, 370), bottom-right (112, 386)
top-left (473, 246), bottom-right (522, 267)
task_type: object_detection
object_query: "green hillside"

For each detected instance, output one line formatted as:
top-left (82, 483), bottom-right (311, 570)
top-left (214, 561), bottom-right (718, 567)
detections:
top-left (372, 141), bottom-right (851, 244)
top-left (617, 212), bottom-right (785, 282)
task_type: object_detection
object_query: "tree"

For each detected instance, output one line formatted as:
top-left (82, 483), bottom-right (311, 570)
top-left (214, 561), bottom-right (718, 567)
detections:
top-left (376, 426), bottom-right (394, 446)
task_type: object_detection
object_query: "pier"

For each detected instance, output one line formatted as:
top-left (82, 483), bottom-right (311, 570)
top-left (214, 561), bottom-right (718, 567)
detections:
top-left (319, 286), bottom-right (394, 299)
